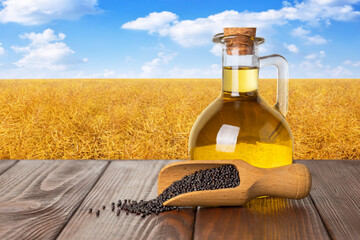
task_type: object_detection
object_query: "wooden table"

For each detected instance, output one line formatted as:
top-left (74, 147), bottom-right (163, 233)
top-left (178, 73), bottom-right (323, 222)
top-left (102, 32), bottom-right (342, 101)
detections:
top-left (0, 160), bottom-right (359, 240)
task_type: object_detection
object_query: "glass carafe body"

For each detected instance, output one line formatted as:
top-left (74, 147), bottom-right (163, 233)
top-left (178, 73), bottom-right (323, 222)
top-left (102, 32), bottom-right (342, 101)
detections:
top-left (189, 33), bottom-right (293, 168)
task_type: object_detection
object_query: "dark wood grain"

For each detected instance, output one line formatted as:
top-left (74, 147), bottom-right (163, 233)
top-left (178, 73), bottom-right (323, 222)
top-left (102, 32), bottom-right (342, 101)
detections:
top-left (57, 160), bottom-right (196, 240)
top-left (0, 160), bottom-right (17, 175)
top-left (194, 196), bottom-right (330, 240)
top-left (300, 160), bottom-right (360, 240)
top-left (0, 160), bottom-right (108, 240)
top-left (2, 159), bottom-right (358, 240)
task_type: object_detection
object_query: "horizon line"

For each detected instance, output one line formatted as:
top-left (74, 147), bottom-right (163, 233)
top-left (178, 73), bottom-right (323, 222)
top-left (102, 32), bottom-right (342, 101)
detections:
top-left (1, 78), bottom-right (360, 80)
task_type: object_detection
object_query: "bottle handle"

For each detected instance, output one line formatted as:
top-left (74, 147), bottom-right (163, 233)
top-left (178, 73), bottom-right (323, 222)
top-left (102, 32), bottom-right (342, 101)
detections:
top-left (259, 54), bottom-right (289, 117)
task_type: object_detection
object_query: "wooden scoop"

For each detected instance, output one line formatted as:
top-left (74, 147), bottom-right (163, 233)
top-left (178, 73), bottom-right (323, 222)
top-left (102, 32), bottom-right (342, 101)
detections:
top-left (158, 160), bottom-right (311, 207)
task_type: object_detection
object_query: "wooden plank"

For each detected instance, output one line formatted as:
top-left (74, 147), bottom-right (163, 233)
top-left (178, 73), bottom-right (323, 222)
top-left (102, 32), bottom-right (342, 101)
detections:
top-left (0, 160), bottom-right (108, 240)
top-left (300, 160), bottom-right (360, 240)
top-left (57, 160), bottom-right (196, 240)
top-left (194, 197), bottom-right (330, 239)
top-left (0, 160), bottom-right (17, 175)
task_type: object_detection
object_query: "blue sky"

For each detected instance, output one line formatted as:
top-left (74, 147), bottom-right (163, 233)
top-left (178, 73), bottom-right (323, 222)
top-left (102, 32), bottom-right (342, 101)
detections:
top-left (0, 0), bottom-right (359, 79)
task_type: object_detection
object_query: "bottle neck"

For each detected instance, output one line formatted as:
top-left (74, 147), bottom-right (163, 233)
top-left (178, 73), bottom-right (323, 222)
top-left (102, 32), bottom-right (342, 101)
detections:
top-left (222, 47), bottom-right (259, 97)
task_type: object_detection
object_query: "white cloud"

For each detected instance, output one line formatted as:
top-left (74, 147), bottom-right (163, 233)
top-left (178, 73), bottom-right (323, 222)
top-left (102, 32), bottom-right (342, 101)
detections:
top-left (350, 61), bottom-right (360, 67)
top-left (103, 69), bottom-right (115, 77)
top-left (282, 0), bottom-right (360, 23)
top-left (327, 65), bottom-right (352, 77)
top-left (11, 46), bottom-right (30, 53)
top-left (299, 50), bottom-right (352, 77)
top-left (0, 43), bottom-right (4, 56)
top-left (291, 26), bottom-right (310, 37)
top-left (20, 30), bottom-right (66, 46)
top-left (308, 0), bottom-right (349, 5)
top-left (11, 29), bottom-right (86, 71)
top-left (210, 44), bottom-right (222, 56)
top-left (305, 53), bottom-right (317, 60)
top-left (85, 69), bottom-right (116, 78)
top-left (284, 43), bottom-right (299, 53)
top-left (352, 62), bottom-right (360, 67)
top-left (258, 43), bottom-right (273, 55)
top-left (122, 0), bottom-right (359, 47)
top-left (139, 52), bottom-right (221, 78)
top-left (343, 59), bottom-right (360, 67)
top-left (124, 56), bottom-right (136, 63)
top-left (14, 43), bottom-right (75, 71)
top-left (71, 68), bottom-right (128, 79)
top-left (122, 11), bottom-right (178, 36)
top-left (0, 0), bottom-right (100, 25)
top-left (168, 64), bottom-right (221, 78)
top-left (291, 27), bottom-right (327, 44)
top-left (140, 52), bottom-right (178, 77)
top-left (302, 51), bottom-right (326, 67)
top-left (305, 35), bottom-right (327, 44)
top-left (125, 9), bottom-right (287, 47)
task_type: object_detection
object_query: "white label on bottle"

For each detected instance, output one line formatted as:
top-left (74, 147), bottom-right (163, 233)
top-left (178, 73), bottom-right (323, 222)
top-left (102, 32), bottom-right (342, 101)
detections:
top-left (216, 124), bottom-right (240, 153)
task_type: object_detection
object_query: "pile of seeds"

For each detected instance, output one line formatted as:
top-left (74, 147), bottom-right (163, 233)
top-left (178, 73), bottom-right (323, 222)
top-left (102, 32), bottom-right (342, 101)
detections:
top-left (88, 165), bottom-right (240, 217)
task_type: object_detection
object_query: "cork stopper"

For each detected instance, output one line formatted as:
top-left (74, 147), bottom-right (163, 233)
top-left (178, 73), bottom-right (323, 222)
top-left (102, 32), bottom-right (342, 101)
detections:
top-left (223, 27), bottom-right (256, 55)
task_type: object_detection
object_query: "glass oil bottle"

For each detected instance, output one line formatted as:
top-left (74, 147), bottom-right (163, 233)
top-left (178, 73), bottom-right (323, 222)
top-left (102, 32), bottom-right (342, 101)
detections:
top-left (189, 27), bottom-right (293, 168)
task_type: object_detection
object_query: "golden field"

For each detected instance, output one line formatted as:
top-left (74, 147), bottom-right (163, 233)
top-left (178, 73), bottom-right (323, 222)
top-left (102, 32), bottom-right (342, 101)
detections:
top-left (0, 78), bottom-right (359, 160)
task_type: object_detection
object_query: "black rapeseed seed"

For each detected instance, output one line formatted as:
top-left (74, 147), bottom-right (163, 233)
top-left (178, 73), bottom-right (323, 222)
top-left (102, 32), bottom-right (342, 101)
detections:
top-left (88, 165), bottom-right (240, 218)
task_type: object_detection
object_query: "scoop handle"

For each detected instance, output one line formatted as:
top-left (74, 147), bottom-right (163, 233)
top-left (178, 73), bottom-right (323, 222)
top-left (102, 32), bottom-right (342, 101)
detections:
top-left (252, 163), bottom-right (312, 199)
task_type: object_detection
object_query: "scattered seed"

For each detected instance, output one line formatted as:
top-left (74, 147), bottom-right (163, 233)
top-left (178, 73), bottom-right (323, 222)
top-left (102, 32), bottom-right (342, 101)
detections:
top-left (92, 165), bottom-right (239, 218)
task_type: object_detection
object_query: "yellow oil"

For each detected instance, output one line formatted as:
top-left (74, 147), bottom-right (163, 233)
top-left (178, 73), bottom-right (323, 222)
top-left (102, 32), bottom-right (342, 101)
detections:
top-left (189, 66), bottom-right (293, 168)
top-left (191, 142), bottom-right (292, 168)
top-left (223, 66), bottom-right (258, 93)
